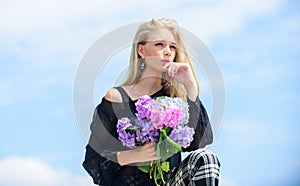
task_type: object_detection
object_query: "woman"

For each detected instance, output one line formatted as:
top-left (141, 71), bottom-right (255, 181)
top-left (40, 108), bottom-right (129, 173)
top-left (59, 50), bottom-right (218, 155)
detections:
top-left (83, 18), bottom-right (220, 186)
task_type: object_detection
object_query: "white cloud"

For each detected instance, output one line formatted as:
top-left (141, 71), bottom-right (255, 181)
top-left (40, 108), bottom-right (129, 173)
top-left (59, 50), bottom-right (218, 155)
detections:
top-left (0, 156), bottom-right (93, 186)
top-left (174, 0), bottom-right (283, 42)
top-left (0, 0), bottom-right (285, 120)
top-left (0, 0), bottom-right (283, 39)
top-left (0, 0), bottom-right (117, 34)
top-left (214, 28), bottom-right (299, 89)
top-left (0, 0), bottom-right (285, 69)
top-left (0, 0), bottom-right (285, 80)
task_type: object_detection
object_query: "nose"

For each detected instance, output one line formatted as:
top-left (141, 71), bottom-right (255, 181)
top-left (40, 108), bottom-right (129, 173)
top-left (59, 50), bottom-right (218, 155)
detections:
top-left (164, 46), bottom-right (172, 56)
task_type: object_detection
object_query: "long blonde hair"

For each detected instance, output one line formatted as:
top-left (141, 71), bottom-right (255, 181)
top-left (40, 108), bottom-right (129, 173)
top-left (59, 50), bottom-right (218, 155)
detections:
top-left (121, 18), bottom-right (199, 100)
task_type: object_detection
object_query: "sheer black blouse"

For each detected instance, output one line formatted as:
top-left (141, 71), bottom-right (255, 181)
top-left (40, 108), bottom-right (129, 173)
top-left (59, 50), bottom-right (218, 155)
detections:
top-left (82, 87), bottom-right (213, 186)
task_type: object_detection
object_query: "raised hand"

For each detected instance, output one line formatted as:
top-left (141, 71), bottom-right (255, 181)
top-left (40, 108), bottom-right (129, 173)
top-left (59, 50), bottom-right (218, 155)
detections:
top-left (163, 62), bottom-right (198, 101)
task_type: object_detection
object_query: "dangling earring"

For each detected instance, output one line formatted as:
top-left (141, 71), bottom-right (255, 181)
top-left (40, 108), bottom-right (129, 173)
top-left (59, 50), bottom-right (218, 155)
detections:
top-left (139, 58), bottom-right (145, 70)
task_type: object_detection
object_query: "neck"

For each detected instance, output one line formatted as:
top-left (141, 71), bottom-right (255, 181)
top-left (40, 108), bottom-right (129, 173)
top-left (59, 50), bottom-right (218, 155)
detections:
top-left (135, 76), bottom-right (162, 92)
top-left (124, 76), bottom-right (163, 100)
top-left (139, 67), bottom-right (164, 87)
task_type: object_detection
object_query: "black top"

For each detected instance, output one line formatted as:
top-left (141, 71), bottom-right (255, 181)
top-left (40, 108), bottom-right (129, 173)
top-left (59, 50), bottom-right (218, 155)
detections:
top-left (82, 87), bottom-right (213, 186)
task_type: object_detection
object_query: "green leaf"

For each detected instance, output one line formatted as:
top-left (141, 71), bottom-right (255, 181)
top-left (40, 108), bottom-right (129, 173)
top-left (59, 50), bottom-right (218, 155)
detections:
top-left (137, 164), bottom-right (151, 173)
top-left (157, 129), bottom-right (182, 161)
top-left (160, 162), bottom-right (170, 172)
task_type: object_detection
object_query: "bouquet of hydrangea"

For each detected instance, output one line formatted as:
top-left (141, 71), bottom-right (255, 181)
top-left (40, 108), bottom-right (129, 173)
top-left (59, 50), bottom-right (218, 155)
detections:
top-left (117, 95), bottom-right (195, 185)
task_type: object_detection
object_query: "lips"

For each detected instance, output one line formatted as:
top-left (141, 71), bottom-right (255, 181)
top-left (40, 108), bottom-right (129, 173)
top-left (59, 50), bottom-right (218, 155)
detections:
top-left (161, 59), bottom-right (170, 63)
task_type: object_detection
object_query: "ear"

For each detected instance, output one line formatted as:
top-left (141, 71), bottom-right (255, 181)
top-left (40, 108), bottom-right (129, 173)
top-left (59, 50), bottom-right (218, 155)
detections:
top-left (137, 44), bottom-right (145, 58)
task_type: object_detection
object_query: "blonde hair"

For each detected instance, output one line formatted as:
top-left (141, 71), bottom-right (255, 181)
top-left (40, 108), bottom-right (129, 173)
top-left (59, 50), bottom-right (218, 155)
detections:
top-left (121, 18), bottom-right (199, 100)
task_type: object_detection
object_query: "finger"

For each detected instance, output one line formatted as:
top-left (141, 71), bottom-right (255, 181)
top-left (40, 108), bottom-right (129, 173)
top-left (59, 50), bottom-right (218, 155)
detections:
top-left (180, 63), bottom-right (189, 71)
top-left (167, 65), bottom-right (172, 77)
top-left (146, 145), bottom-right (156, 153)
top-left (168, 64), bottom-right (176, 77)
top-left (173, 63), bottom-right (184, 74)
top-left (150, 156), bottom-right (160, 161)
top-left (173, 64), bottom-right (180, 76)
top-left (174, 64), bottom-right (180, 74)
top-left (143, 142), bottom-right (153, 146)
top-left (140, 144), bottom-right (156, 153)
top-left (163, 62), bottom-right (171, 70)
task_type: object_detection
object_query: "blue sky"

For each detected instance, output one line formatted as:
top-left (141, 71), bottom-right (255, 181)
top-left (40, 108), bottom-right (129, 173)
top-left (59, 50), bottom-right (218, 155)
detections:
top-left (0, 0), bottom-right (299, 185)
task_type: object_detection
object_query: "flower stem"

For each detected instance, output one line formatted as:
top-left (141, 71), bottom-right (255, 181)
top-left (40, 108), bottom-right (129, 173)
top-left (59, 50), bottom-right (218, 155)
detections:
top-left (154, 164), bottom-right (159, 186)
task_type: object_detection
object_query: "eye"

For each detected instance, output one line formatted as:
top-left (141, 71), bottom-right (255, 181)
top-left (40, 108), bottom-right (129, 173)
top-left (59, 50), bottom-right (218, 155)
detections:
top-left (170, 45), bottom-right (176, 50)
top-left (155, 42), bottom-right (163, 46)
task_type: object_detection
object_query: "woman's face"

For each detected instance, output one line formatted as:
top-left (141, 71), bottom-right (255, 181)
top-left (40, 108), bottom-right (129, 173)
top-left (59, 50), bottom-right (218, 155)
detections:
top-left (138, 29), bottom-right (177, 72)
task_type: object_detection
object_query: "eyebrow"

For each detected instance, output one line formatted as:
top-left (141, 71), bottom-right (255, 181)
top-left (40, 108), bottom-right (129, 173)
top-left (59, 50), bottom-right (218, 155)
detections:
top-left (150, 40), bottom-right (177, 45)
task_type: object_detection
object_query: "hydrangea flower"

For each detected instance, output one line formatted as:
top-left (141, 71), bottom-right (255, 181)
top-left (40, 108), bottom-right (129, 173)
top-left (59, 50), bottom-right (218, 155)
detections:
top-left (173, 97), bottom-right (189, 125)
top-left (135, 95), bottom-right (154, 119)
top-left (149, 105), bottom-right (165, 130)
top-left (116, 117), bottom-right (135, 148)
top-left (116, 96), bottom-right (194, 185)
top-left (117, 96), bottom-right (192, 148)
top-left (169, 126), bottom-right (195, 148)
top-left (135, 118), bottom-right (159, 143)
top-left (162, 104), bottom-right (182, 128)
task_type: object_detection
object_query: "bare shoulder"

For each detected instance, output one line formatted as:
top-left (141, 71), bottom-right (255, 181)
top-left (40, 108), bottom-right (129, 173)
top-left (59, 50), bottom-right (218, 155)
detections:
top-left (105, 88), bottom-right (122, 103)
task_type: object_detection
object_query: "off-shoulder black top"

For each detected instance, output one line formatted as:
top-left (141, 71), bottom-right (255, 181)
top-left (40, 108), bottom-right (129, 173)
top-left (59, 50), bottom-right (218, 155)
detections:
top-left (82, 87), bottom-right (213, 186)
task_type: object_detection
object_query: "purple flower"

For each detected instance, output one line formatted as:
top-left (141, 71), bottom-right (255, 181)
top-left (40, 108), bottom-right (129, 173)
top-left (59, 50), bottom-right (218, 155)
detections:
top-left (117, 96), bottom-right (193, 149)
top-left (119, 130), bottom-right (136, 148)
top-left (116, 96), bottom-right (195, 184)
top-left (117, 117), bottom-right (136, 148)
top-left (169, 126), bottom-right (195, 148)
top-left (135, 95), bottom-right (154, 119)
top-left (117, 117), bottom-right (132, 130)
top-left (136, 119), bottom-right (159, 143)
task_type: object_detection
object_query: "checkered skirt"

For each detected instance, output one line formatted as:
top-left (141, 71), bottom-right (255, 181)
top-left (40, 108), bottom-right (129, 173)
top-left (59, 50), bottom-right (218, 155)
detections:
top-left (164, 148), bottom-right (220, 186)
top-left (119, 148), bottom-right (220, 186)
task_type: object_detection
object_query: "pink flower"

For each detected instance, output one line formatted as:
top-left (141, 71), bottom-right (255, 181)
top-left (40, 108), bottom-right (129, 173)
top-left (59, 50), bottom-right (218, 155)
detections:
top-left (162, 105), bottom-right (182, 128)
top-left (150, 105), bottom-right (165, 130)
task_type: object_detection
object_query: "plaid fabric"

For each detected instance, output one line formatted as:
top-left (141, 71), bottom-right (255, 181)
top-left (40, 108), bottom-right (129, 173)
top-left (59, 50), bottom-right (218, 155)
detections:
top-left (164, 148), bottom-right (220, 186)
top-left (110, 148), bottom-right (220, 186)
